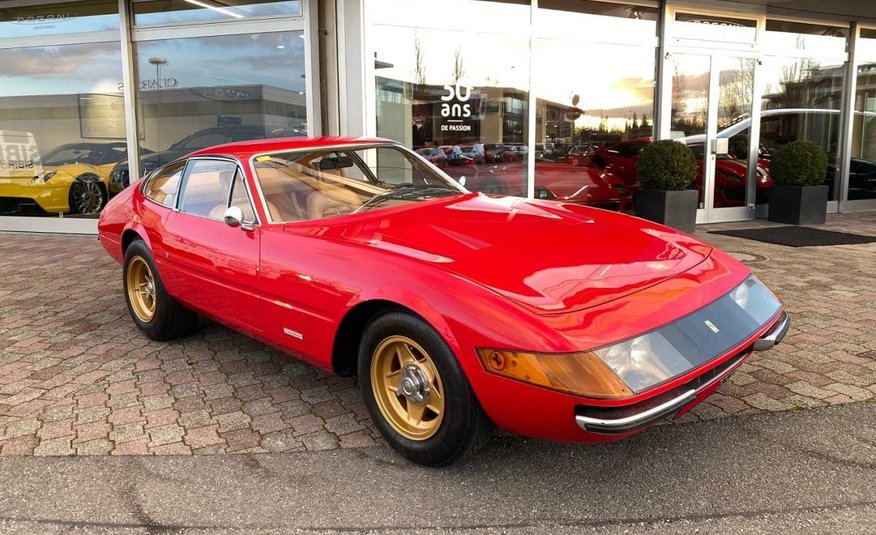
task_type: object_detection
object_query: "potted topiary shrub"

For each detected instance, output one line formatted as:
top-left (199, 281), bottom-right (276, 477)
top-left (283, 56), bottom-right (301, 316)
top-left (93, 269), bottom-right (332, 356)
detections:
top-left (634, 139), bottom-right (698, 233)
top-left (767, 140), bottom-right (829, 225)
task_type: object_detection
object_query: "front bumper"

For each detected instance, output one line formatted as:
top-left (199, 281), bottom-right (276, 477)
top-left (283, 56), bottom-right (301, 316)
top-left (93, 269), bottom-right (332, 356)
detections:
top-left (0, 182), bottom-right (69, 214)
top-left (575, 311), bottom-right (790, 434)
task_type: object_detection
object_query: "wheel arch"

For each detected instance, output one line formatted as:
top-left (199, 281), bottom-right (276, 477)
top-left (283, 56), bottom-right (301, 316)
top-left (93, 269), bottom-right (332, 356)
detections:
top-left (121, 228), bottom-right (145, 255)
top-left (331, 298), bottom-right (451, 377)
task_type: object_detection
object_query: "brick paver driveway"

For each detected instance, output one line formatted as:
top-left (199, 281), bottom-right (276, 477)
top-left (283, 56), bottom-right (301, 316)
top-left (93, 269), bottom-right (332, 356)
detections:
top-left (1, 212), bottom-right (875, 456)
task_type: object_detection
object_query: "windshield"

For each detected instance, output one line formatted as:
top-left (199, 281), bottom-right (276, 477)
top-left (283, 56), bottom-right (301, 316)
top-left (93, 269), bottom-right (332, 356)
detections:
top-left (42, 145), bottom-right (99, 166)
top-left (251, 144), bottom-right (465, 222)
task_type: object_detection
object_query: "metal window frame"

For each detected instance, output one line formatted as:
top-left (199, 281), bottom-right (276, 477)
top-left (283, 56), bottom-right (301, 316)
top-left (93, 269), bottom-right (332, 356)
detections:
top-left (841, 22), bottom-right (876, 212)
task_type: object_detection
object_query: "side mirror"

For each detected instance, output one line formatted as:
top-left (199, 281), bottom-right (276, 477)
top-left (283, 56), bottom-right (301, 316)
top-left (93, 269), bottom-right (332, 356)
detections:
top-left (224, 205), bottom-right (257, 231)
top-left (224, 205), bottom-right (243, 227)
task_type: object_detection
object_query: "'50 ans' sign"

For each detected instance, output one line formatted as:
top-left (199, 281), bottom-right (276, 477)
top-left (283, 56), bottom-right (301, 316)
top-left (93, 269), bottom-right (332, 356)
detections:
top-left (440, 82), bottom-right (473, 132)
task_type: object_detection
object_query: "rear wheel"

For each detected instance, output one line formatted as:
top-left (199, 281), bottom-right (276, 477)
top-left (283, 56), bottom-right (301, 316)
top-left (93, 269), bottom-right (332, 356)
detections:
top-left (359, 311), bottom-right (493, 466)
top-left (123, 240), bottom-right (198, 341)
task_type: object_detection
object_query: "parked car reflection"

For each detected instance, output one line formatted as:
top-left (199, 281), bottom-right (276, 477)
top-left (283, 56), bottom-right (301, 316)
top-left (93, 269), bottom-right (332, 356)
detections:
top-left (592, 137), bottom-right (772, 208)
top-left (109, 125), bottom-right (298, 193)
top-left (0, 141), bottom-right (146, 216)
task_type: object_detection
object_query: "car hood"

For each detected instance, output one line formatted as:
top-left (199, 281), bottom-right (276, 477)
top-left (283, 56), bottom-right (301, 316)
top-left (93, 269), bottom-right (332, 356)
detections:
top-left (300, 194), bottom-right (711, 315)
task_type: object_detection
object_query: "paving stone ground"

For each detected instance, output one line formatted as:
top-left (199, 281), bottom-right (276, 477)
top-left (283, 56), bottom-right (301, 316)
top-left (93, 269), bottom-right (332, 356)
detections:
top-left (1, 211), bottom-right (875, 455)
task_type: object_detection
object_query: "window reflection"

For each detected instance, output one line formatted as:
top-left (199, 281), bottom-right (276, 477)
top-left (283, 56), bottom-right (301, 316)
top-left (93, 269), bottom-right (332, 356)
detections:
top-left (850, 31), bottom-right (876, 201)
top-left (371, 0), bottom-right (531, 197)
top-left (760, 21), bottom-right (848, 201)
top-left (132, 0), bottom-right (301, 26)
top-left (0, 42), bottom-right (125, 218)
top-left (533, 2), bottom-right (656, 211)
top-left (109, 31), bottom-right (308, 192)
top-left (0, 1), bottom-right (119, 38)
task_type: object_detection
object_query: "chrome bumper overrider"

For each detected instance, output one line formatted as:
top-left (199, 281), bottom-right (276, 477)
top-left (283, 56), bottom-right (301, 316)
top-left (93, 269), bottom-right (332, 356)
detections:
top-left (753, 311), bottom-right (790, 352)
top-left (575, 311), bottom-right (789, 434)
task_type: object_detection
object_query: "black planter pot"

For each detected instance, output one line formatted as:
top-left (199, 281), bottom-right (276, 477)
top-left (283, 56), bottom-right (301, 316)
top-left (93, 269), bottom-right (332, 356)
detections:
top-left (767, 184), bottom-right (828, 225)
top-left (634, 189), bottom-right (698, 233)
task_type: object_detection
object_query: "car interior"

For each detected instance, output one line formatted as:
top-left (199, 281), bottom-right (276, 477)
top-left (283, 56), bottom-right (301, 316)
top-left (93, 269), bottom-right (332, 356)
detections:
top-left (253, 149), bottom-right (425, 222)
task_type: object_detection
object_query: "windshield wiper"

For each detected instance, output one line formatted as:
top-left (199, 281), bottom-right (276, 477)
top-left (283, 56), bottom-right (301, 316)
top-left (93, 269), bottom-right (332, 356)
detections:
top-left (356, 185), bottom-right (459, 212)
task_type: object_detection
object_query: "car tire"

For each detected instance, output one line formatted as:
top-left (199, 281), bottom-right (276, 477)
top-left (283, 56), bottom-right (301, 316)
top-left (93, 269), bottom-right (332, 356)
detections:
top-left (69, 175), bottom-right (108, 215)
top-left (123, 240), bottom-right (198, 341)
top-left (358, 311), bottom-right (493, 466)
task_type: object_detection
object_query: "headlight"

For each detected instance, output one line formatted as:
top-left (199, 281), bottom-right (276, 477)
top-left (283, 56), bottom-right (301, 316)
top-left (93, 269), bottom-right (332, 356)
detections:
top-left (595, 275), bottom-right (781, 393)
top-left (31, 170), bottom-right (57, 184)
top-left (476, 348), bottom-right (632, 398)
top-left (729, 275), bottom-right (781, 325)
top-left (595, 331), bottom-right (688, 393)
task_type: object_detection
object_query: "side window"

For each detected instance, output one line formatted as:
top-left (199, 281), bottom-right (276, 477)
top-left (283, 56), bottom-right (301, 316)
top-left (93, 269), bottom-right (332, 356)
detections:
top-left (228, 170), bottom-right (255, 222)
top-left (178, 159), bottom-right (238, 220)
top-left (143, 161), bottom-right (185, 207)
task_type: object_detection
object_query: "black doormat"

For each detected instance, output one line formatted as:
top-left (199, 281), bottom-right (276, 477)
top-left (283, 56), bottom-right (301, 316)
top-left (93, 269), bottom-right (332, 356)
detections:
top-left (709, 226), bottom-right (876, 247)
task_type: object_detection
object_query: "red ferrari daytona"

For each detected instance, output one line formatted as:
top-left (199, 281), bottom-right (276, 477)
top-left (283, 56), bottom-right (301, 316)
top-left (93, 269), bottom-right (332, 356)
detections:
top-left (98, 137), bottom-right (789, 466)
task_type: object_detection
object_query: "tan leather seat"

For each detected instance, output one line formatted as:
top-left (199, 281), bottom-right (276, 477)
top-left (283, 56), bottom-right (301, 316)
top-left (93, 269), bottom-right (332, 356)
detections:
top-left (306, 190), bottom-right (359, 219)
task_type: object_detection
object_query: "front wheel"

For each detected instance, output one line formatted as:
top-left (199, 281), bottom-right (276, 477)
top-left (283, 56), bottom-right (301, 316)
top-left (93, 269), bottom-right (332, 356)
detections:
top-left (359, 311), bottom-right (493, 466)
top-left (69, 177), bottom-right (107, 215)
top-left (123, 240), bottom-right (198, 341)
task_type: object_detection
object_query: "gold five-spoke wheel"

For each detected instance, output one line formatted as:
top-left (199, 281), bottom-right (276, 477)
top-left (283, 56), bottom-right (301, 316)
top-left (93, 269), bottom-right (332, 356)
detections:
top-left (370, 335), bottom-right (445, 441)
top-left (126, 256), bottom-right (156, 323)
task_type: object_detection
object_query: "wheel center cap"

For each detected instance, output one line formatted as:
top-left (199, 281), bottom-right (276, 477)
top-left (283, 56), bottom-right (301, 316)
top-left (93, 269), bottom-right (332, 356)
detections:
top-left (398, 363), bottom-right (429, 404)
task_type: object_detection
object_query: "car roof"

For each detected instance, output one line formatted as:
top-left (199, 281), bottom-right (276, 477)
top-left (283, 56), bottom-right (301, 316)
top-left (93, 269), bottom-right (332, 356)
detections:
top-left (188, 136), bottom-right (395, 159)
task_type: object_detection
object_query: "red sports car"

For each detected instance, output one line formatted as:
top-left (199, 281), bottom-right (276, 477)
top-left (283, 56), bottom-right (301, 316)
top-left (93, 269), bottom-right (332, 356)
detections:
top-left (98, 137), bottom-right (789, 466)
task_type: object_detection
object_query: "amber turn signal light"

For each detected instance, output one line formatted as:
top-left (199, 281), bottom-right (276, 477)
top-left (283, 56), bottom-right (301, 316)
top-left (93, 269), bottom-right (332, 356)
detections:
top-left (476, 349), bottom-right (633, 399)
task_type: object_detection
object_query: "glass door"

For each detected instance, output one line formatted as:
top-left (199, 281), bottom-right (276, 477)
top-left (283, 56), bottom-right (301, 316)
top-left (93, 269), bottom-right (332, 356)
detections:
top-left (668, 52), bottom-right (763, 222)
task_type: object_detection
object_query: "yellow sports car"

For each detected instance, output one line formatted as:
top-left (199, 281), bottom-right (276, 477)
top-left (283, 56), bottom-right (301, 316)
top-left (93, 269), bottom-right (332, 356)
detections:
top-left (0, 142), bottom-right (137, 216)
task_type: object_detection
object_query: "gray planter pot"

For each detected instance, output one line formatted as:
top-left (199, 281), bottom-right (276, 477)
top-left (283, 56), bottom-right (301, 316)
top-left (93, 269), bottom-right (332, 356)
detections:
top-left (767, 184), bottom-right (828, 225)
top-left (634, 189), bottom-right (698, 233)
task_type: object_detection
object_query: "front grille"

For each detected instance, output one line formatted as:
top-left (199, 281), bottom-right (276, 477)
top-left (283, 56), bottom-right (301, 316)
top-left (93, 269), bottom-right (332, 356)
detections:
top-left (685, 350), bottom-right (748, 390)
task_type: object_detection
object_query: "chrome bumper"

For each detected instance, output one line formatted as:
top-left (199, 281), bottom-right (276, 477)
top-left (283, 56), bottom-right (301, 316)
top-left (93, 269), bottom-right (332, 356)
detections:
top-left (575, 389), bottom-right (697, 434)
top-left (575, 311), bottom-right (789, 434)
top-left (753, 311), bottom-right (790, 352)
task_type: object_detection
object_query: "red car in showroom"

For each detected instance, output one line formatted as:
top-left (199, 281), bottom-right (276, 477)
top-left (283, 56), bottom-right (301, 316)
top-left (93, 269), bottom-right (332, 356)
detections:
top-left (442, 159), bottom-right (632, 211)
top-left (98, 137), bottom-right (789, 466)
top-left (593, 137), bottom-right (772, 207)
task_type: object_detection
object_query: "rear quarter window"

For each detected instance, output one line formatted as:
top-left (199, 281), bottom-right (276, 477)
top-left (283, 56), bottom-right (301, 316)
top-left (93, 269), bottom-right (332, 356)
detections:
top-left (143, 161), bottom-right (185, 207)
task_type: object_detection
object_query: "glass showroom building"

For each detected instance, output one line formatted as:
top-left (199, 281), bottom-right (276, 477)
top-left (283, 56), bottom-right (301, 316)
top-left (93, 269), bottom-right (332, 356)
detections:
top-left (2, 0), bottom-right (876, 233)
